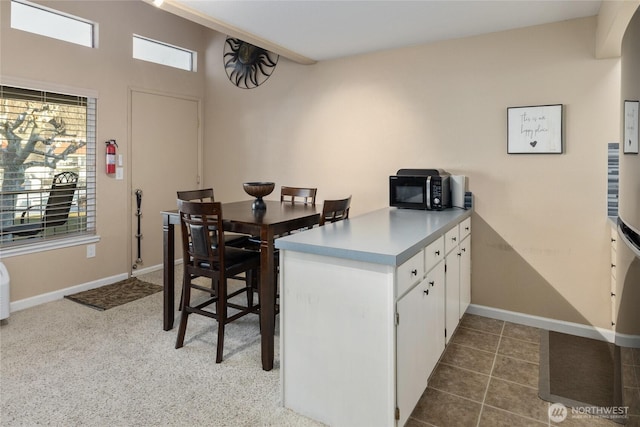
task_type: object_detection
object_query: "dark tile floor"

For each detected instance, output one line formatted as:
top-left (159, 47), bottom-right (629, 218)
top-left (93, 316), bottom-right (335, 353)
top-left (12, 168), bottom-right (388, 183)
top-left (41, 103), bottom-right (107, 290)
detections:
top-left (406, 314), bottom-right (640, 427)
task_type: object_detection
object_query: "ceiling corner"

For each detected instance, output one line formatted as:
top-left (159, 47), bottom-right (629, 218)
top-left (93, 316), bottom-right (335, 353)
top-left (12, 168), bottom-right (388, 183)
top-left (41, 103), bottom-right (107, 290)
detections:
top-left (595, 0), bottom-right (640, 59)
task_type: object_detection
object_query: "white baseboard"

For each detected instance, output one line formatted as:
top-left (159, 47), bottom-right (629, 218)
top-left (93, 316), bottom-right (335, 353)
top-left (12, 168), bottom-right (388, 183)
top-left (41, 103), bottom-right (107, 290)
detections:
top-left (10, 272), bottom-right (129, 313)
top-left (9, 258), bottom-right (183, 314)
top-left (131, 263), bottom-right (164, 277)
top-left (467, 304), bottom-right (640, 348)
top-left (614, 331), bottom-right (640, 348)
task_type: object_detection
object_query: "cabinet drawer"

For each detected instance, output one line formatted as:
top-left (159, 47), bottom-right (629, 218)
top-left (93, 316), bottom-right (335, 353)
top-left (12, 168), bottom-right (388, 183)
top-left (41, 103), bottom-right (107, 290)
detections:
top-left (397, 250), bottom-right (424, 296)
top-left (425, 236), bottom-right (444, 272)
top-left (460, 217), bottom-right (471, 239)
top-left (444, 225), bottom-right (459, 254)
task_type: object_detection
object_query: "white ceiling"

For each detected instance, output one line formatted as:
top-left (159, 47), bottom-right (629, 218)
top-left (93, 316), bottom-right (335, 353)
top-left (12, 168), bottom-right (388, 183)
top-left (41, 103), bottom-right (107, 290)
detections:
top-left (167, 0), bottom-right (602, 63)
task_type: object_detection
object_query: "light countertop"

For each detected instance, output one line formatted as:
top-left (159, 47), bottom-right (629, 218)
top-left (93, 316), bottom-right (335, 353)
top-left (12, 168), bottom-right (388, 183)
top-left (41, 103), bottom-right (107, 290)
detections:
top-left (275, 207), bottom-right (472, 266)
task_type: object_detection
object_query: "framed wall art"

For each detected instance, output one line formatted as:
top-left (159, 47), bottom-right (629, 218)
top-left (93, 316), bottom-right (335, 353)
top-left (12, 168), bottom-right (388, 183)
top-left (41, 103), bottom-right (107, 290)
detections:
top-left (624, 100), bottom-right (639, 154)
top-left (507, 104), bottom-right (563, 154)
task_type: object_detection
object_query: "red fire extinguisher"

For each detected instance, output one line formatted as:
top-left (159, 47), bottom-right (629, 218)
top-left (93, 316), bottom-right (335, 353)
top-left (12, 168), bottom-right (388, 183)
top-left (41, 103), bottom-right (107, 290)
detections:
top-left (105, 140), bottom-right (118, 174)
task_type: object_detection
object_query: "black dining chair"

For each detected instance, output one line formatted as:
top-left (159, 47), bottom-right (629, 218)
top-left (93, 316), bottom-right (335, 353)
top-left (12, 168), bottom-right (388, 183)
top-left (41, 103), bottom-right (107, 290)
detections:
top-left (177, 188), bottom-right (249, 247)
top-left (175, 199), bottom-right (261, 363)
top-left (176, 188), bottom-right (253, 310)
top-left (280, 186), bottom-right (317, 205)
top-left (320, 196), bottom-right (351, 225)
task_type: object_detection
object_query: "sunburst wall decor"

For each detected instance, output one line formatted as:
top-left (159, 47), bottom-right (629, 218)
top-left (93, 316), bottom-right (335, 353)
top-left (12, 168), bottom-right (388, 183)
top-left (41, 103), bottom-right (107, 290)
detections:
top-left (223, 37), bottom-right (279, 89)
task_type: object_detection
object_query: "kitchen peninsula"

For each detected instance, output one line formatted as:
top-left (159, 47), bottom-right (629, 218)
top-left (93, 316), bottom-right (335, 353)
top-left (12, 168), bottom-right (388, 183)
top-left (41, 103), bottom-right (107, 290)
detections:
top-left (275, 207), bottom-right (472, 427)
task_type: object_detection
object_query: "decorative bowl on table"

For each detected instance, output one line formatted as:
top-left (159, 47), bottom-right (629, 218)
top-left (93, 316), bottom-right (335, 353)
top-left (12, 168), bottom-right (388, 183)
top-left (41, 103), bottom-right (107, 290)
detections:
top-left (243, 182), bottom-right (275, 210)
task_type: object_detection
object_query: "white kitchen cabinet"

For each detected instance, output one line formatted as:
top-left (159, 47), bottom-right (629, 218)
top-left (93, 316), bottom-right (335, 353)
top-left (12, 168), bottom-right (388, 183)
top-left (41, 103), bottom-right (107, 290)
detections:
top-left (425, 235), bottom-right (444, 271)
top-left (445, 246), bottom-right (460, 344)
top-left (396, 260), bottom-right (445, 427)
top-left (610, 225), bottom-right (618, 329)
top-left (444, 224), bottom-right (460, 343)
top-left (277, 207), bottom-right (472, 427)
top-left (445, 224), bottom-right (459, 254)
top-left (444, 217), bottom-right (472, 341)
top-left (460, 217), bottom-right (471, 240)
top-left (459, 217), bottom-right (472, 318)
top-left (397, 249), bottom-right (425, 297)
top-left (396, 277), bottom-right (430, 426)
top-left (425, 261), bottom-right (446, 375)
top-left (459, 234), bottom-right (471, 318)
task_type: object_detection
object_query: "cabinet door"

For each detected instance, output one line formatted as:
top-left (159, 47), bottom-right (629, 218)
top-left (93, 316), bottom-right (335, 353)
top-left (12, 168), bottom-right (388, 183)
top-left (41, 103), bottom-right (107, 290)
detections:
top-left (425, 236), bottom-right (444, 272)
top-left (460, 216), bottom-right (471, 240)
top-left (459, 235), bottom-right (471, 318)
top-left (397, 250), bottom-right (425, 298)
top-left (396, 279), bottom-right (431, 427)
top-left (444, 225), bottom-right (459, 255)
top-left (426, 261), bottom-right (446, 374)
top-left (445, 250), bottom-right (460, 344)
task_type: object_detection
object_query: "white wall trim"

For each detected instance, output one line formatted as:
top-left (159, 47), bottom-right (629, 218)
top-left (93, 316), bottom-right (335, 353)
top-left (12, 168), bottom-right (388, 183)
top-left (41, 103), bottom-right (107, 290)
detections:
top-left (10, 272), bottom-right (128, 313)
top-left (9, 258), bottom-right (183, 314)
top-left (0, 235), bottom-right (100, 259)
top-left (466, 304), bottom-right (640, 348)
top-left (131, 262), bottom-right (164, 277)
top-left (615, 332), bottom-right (640, 348)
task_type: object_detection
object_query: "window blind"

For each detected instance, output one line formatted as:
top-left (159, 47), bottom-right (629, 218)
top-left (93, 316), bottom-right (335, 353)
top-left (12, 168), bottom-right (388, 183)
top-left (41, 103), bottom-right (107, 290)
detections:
top-left (0, 85), bottom-right (96, 248)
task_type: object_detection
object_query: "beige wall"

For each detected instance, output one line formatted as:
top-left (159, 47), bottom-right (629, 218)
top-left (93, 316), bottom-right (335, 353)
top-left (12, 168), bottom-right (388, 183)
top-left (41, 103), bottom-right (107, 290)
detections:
top-left (0, 1), bottom-right (207, 300)
top-left (0, 1), bottom-right (628, 332)
top-left (204, 17), bottom-right (620, 330)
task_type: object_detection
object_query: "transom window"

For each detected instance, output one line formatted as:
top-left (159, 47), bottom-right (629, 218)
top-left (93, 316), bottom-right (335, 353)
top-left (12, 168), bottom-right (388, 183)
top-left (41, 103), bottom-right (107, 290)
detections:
top-left (133, 35), bottom-right (197, 72)
top-left (10, 0), bottom-right (95, 48)
top-left (0, 86), bottom-right (97, 251)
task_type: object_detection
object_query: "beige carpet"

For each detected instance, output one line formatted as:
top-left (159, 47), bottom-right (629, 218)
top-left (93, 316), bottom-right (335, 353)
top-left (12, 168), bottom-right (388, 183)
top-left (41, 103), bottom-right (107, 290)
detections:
top-left (0, 268), bottom-right (323, 426)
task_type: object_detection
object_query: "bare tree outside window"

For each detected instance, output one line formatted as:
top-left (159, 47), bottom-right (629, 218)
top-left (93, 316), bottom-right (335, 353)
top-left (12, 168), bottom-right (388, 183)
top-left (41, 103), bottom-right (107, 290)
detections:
top-left (0, 86), bottom-right (95, 246)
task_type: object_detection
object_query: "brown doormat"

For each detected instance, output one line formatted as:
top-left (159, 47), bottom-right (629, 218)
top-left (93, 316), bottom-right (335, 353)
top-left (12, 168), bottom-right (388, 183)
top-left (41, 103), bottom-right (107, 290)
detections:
top-left (65, 277), bottom-right (162, 311)
top-left (539, 330), bottom-right (625, 424)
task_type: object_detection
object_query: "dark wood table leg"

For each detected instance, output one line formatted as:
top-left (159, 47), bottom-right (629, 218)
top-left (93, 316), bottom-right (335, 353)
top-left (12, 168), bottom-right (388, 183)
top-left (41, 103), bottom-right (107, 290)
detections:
top-left (163, 216), bottom-right (175, 331)
top-left (259, 227), bottom-right (275, 371)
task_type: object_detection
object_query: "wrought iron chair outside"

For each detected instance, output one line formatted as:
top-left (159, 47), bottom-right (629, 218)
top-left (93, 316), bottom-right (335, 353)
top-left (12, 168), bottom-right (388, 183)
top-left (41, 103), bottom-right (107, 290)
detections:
top-left (1, 171), bottom-right (78, 238)
top-left (175, 199), bottom-right (261, 363)
top-left (319, 196), bottom-right (352, 226)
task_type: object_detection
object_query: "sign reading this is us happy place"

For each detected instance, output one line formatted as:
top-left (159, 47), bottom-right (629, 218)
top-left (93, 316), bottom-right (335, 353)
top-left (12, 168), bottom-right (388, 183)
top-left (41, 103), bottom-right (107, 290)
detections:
top-left (507, 104), bottom-right (564, 154)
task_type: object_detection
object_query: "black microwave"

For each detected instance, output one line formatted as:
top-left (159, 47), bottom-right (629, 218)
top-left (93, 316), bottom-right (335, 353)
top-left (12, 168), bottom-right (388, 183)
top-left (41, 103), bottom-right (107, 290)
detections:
top-left (389, 169), bottom-right (451, 210)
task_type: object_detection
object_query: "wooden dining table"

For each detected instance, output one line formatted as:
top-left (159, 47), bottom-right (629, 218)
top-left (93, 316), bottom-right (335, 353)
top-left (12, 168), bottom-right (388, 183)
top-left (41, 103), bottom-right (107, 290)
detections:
top-left (161, 199), bottom-right (320, 371)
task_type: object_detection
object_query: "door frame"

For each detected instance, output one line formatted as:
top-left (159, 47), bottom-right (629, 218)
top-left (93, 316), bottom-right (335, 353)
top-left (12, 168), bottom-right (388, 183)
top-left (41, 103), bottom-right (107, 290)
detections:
top-left (127, 86), bottom-right (203, 276)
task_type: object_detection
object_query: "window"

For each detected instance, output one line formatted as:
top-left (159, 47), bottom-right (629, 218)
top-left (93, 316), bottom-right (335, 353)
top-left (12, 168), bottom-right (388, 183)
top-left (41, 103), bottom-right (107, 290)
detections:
top-left (0, 86), bottom-right (96, 251)
top-left (10, 0), bottom-right (95, 48)
top-left (133, 35), bottom-right (196, 72)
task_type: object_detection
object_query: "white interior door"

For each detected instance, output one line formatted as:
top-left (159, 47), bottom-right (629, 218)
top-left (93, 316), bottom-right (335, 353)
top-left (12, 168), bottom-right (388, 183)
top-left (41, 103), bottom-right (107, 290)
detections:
top-left (131, 90), bottom-right (200, 273)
